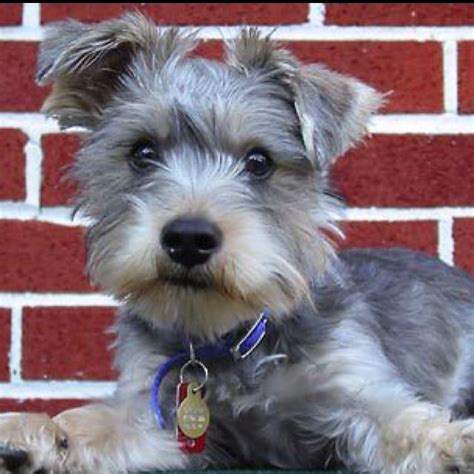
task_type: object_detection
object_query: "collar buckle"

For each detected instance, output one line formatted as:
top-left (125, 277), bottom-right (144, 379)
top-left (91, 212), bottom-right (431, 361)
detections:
top-left (230, 308), bottom-right (270, 360)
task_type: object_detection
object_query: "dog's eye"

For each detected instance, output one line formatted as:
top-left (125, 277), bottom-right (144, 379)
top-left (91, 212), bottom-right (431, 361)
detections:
top-left (129, 140), bottom-right (159, 173)
top-left (243, 149), bottom-right (274, 180)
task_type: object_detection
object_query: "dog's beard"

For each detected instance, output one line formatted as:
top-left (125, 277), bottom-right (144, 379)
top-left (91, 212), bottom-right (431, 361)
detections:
top-left (123, 265), bottom-right (309, 340)
top-left (89, 233), bottom-right (314, 339)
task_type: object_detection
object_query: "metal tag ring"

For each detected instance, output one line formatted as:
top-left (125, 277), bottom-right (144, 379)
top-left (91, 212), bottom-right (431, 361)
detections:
top-left (179, 359), bottom-right (208, 392)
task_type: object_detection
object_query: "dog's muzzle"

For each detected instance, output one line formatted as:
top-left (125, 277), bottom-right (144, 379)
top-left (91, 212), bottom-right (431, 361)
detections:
top-left (161, 216), bottom-right (222, 268)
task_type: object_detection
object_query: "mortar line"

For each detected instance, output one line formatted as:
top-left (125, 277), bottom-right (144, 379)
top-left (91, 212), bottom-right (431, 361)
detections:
top-left (438, 217), bottom-right (454, 265)
top-left (0, 293), bottom-right (117, 307)
top-left (1, 114), bottom-right (474, 136)
top-left (308, 3), bottom-right (325, 26)
top-left (21, 3), bottom-right (40, 28)
top-left (2, 25), bottom-right (474, 42)
top-left (24, 130), bottom-right (43, 209)
top-left (8, 307), bottom-right (22, 383)
top-left (443, 40), bottom-right (458, 113)
top-left (0, 381), bottom-right (117, 398)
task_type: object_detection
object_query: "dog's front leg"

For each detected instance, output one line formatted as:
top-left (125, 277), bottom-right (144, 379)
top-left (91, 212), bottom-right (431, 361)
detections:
top-left (0, 398), bottom-right (187, 473)
top-left (333, 397), bottom-right (474, 473)
top-left (378, 402), bottom-right (474, 473)
top-left (311, 322), bottom-right (474, 473)
top-left (53, 399), bottom-right (187, 473)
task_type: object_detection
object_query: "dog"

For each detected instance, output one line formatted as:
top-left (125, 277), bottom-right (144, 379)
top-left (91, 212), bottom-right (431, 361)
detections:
top-left (1, 12), bottom-right (474, 474)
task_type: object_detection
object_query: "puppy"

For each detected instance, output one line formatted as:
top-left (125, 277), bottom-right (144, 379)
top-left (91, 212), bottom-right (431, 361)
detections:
top-left (1, 13), bottom-right (473, 474)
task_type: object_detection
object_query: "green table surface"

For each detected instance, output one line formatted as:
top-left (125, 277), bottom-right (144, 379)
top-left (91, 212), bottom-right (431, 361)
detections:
top-left (149, 471), bottom-right (350, 473)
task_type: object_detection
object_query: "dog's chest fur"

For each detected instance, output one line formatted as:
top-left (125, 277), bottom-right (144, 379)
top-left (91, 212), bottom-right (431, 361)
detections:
top-left (113, 247), bottom-right (474, 469)
top-left (116, 312), bottom-right (338, 468)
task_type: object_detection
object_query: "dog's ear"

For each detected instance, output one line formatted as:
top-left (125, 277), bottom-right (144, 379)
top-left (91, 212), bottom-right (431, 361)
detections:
top-left (225, 29), bottom-right (384, 169)
top-left (289, 64), bottom-right (384, 169)
top-left (37, 13), bottom-right (194, 129)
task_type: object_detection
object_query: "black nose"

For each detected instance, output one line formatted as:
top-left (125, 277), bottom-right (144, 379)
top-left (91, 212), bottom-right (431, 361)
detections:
top-left (0, 446), bottom-right (29, 471)
top-left (161, 217), bottom-right (222, 268)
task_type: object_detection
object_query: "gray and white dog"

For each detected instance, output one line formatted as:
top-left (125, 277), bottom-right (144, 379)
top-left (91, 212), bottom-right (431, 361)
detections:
top-left (1, 13), bottom-right (474, 474)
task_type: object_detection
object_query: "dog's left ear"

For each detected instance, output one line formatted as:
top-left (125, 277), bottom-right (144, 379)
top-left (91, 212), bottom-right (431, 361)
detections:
top-left (225, 30), bottom-right (384, 169)
top-left (37, 12), bottom-right (195, 129)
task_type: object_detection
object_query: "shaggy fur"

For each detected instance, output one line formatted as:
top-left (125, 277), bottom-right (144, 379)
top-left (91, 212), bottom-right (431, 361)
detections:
top-left (1, 13), bottom-right (474, 474)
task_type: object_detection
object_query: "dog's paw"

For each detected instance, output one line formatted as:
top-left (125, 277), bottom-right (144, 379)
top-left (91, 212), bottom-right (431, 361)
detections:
top-left (396, 418), bottom-right (474, 474)
top-left (0, 413), bottom-right (68, 473)
top-left (422, 419), bottom-right (474, 473)
top-left (52, 407), bottom-right (123, 474)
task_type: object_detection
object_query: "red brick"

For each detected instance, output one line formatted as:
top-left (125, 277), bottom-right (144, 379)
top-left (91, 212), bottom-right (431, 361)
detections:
top-left (41, 134), bottom-right (80, 206)
top-left (41, 3), bottom-right (308, 25)
top-left (195, 40), bottom-right (442, 113)
top-left (454, 219), bottom-right (474, 275)
top-left (0, 38), bottom-right (440, 114)
top-left (0, 129), bottom-right (27, 201)
top-left (0, 309), bottom-right (11, 381)
top-left (288, 41), bottom-right (441, 113)
top-left (0, 42), bottom-right (46, 112)
top-left (22, 307), bottom-right (116, 380)
top-left (193, 40), bottom-right (223, 60)
top-left (0, 221), bottom-right (92, 291)
top-left (0, 399), bottom-right (88, 417)
top-left (459, 42), bottom-right (474, 114)
top-left (325, 3), bottom-right (474, 26)
top-left (0, 4), bottom-right (22, 25)
top-left (332, 135), bottom-right (474, 207)
top-left (338, 221), bottom-right (438, 255)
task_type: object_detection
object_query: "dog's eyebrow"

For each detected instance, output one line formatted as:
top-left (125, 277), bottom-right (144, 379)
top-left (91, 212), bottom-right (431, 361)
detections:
top-left (173, 105), bottom-right (215, 150)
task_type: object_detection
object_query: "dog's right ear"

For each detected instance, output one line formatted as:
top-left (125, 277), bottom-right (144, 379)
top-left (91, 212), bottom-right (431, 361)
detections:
top-left (225, 29), bottom-right (384, 170)
top-left (37, 13), bottom-right (194, 129)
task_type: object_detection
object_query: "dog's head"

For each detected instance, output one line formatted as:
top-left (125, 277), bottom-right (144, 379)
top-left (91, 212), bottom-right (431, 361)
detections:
top-left (37, 13), bottom-right (382, 339)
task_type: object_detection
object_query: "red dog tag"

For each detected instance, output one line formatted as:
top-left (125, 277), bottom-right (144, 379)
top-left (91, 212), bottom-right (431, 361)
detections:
top-left (176, 382), bottom-right (208, 453)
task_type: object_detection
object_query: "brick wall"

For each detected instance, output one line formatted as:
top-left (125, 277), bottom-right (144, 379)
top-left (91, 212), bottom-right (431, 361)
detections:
top-left (0, 3), bottom-right (473, 415)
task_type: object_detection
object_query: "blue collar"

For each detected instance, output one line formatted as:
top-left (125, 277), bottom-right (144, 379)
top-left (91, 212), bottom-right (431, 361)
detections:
top-left (150, 308), bottom-right (271, 429)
